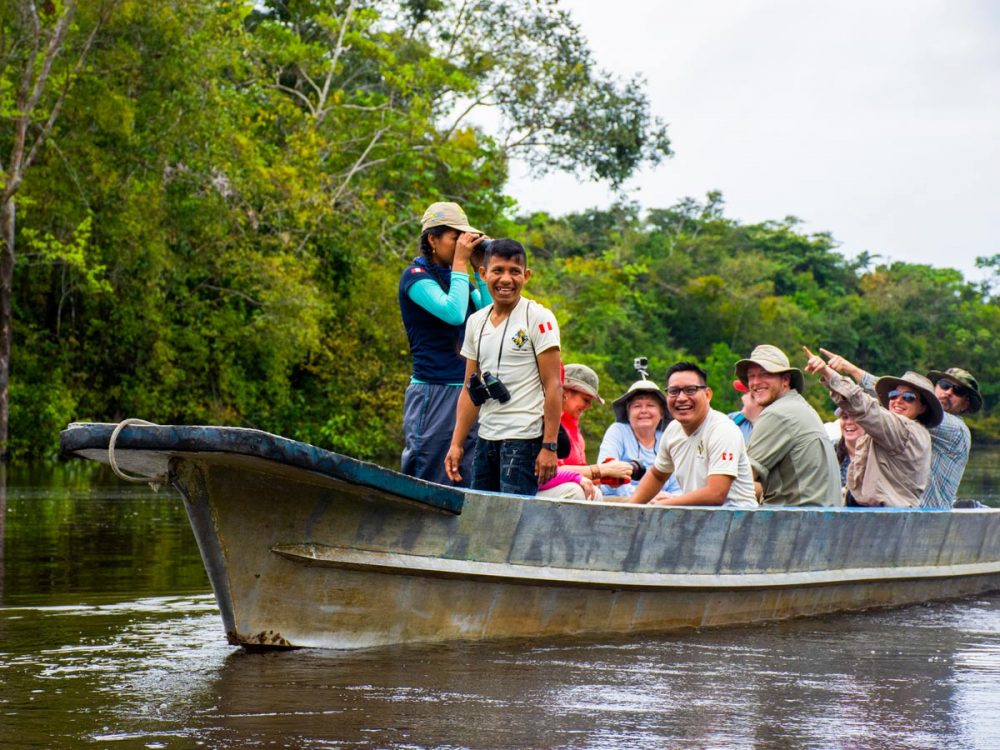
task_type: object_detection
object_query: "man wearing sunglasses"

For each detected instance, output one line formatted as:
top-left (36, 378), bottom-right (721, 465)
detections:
top-left (811, 349), bottom-right (982, 508)
top-left (922, 368), bottom-right (983, 508)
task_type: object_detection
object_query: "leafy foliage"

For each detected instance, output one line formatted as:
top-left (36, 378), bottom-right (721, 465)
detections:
top-left (5, 1), bottom-right (998, 462)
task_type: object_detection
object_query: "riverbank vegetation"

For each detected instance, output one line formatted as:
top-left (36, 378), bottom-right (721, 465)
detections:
top-left (4, 1), bottom-right (998, 461)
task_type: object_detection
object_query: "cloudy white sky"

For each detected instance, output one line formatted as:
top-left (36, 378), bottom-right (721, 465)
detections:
top-left (504, 0), bottom-right (1000, 282)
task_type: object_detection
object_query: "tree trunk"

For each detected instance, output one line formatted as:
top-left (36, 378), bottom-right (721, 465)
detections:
top-left (0, 197), bottom-right (14, 460)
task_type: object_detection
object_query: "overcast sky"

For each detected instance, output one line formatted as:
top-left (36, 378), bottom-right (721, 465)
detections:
top-left (503, 0), bottom-right (1000, 282)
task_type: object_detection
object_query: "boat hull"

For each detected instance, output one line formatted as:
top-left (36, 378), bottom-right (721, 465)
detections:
top-left (61, 423), bottom-right (1000, 649)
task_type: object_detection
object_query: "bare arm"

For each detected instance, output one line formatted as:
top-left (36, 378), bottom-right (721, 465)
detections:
top-left (535, 347), bottom-right (563, 484)
top-left (445, 358), bottom-right (481, 483)
top-left (651, 474), bottom-right (734, 506)
top-left (623, 465), bottom-right (670, 504)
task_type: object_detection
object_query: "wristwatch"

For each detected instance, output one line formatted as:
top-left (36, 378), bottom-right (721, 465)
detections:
top-left (541, 442), bottom-right (559, 452)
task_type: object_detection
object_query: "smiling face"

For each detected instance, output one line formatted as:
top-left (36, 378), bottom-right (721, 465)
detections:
top-left (746, 364), bottom-right (791, 408)
top-left (627, 395), bottom-right (664, 434)
top-left (887, 384), bottom-right (928, 422)
top-left (562, 388), bottom-right (594, 420)
top-left (839, 413), bottom-right (866, 446)
top-left (482, 255), bottom-right (529, 309)
top-left (666, 370), bottom-right (712, 434)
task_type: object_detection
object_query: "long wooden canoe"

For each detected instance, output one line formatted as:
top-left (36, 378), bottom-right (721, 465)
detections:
top-left (60, 422), bottom-right (1000, 649)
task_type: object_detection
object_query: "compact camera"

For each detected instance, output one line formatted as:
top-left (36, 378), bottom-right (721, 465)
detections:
top-left (467, 371), bottom-right (511, 406)
top-left (633, 356), bottom-right (649, 379)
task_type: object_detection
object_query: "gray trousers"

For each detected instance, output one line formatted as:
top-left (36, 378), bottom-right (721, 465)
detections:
top-left (401, 383), bottom-right (477, 487)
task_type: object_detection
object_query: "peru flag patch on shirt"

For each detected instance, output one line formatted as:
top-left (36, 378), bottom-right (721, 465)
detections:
top-left (538, 321), bottom-right (553, 333)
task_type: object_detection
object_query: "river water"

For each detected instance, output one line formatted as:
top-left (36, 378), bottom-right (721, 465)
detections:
top-left (4, 451), bottom-right (1000, 749)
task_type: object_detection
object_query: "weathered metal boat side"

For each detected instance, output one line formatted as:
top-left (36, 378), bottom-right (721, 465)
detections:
top-left (60, 422), bottom-right (1000, 649)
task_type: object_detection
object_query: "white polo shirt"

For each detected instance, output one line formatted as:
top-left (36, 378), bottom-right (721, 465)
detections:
top-left (461, 297), bottom-right (560, 440)
top-left (654, 408), bottom-right (757, 507)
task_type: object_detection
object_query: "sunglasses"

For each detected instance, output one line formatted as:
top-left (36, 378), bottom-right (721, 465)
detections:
top-left (937, 379), bottom-right (970, 398)
top-left (887, 389), bottom-right (919, 404)
top-left (666, 385), bottom-right (708, 398)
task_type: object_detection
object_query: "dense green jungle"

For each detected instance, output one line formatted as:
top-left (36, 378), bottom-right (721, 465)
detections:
top-left (3, 0), bottom-right (999, 462)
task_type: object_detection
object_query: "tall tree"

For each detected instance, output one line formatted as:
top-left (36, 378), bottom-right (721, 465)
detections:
top-left (0, 0), bottom-right (116, 458)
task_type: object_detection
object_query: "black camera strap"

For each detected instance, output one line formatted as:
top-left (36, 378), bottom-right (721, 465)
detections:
top-left (474, 301), bottom-right (542, 381)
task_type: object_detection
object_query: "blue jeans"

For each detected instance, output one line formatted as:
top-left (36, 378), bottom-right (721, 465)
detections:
top-left (471, 437), bottom-right (541, 496)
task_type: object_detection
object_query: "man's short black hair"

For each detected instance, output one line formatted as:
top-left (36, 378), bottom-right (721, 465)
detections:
top-left (483, 238), bottom-right (527, 268)
top-left (419, 225), bottom-right (453, 257)
top-left (666, 361), bottom-right (708, 386)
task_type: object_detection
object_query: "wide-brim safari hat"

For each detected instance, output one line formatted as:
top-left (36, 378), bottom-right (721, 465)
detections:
top-left (612, 379), bottom-right (668, 424)
top-left (563, 364), bottom-right (605, 404)
top-left (874, 371), bottom-right (944, 428)
top-left (926, 367), bottom-right (982, 413)
top-left (420, 202), bottom-right (481, 234)
top-left (734, 344), bottom-right (804, 393)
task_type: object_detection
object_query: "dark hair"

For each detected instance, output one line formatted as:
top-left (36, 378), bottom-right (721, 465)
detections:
top-left (483, 238), bottom-right (527, 268)
top-left (666, 361), bottom-right (708, 386)
top-left (419, 225), bottom-right (453, 257)
top-left (835, 436), bottom-right (849, 467)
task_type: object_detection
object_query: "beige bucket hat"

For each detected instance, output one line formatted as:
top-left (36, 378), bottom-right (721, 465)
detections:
top-left (611, 379), bottom-right (668, 424)
top-left (874, 371), bottom-right (944, 428)
top-left (420, 202), bottom-right (481, 234)
top-left (735, 344), bottom-right (804, 393)
top-left (926, 367), bottom-right (983, 413)
top-left (563, 364), bottom-right (605, 404)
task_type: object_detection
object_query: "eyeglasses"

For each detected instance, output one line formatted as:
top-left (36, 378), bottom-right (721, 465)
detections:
top-left (937, 379), bottom-right (970, 398)
top-left (887, 389), bottom-right (919, 404)
top-left (666, 385), bottom-right (708, 398)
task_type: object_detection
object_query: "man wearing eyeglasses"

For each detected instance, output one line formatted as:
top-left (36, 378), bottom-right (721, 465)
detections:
top-left (624, 361), bottom-right (756, 507)
top-left (812, 350), bottom-right (982, 508)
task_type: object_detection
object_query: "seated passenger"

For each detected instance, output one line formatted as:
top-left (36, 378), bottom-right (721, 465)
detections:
top-left (538, 364), bottom-right (635, 500)
top-left (817, 348), bottom-right (982, 509)
top-left (804, 347), bottom-right (943, 507)
top-left (833, 408), bottom-right (867, 504)
top-left (736, 344), bottom-right (841, 507)
top-left (597, 379), bottom-right (681, 498)
top-left (624, 362), bottom-right (757, 507)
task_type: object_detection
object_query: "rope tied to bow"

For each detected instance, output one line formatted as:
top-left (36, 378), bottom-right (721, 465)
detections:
top-left (108, 418), bottom-right (169, 492)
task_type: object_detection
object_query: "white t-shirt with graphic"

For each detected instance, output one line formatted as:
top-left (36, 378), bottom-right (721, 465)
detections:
top-left (461, 296), bottom-right (560, 440)
top-left (654, 408), bottom-right (757, 507)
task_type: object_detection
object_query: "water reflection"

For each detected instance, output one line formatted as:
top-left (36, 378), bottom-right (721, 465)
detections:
top-left (4, 453), bottom-right (1000, 747)
top-left (171, 599), bottom-right (1000, 748)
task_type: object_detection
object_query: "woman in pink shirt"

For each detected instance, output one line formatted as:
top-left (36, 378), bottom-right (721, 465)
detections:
top-left (538, 364), bottom-right (634, 499)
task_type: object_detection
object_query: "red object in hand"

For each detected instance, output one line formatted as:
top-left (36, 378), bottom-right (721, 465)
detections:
top-left (598, 457), bottom-right (638, 487)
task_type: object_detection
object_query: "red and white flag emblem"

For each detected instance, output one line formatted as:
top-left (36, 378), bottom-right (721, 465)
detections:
top-left (538, 321), bottom-right (553, 333)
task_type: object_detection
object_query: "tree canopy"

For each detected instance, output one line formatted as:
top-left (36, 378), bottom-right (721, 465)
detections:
top-left (3, 0), bottom-right (997, 461)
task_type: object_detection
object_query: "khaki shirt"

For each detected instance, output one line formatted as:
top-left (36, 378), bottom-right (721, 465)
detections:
top-left (748, 390), bottom-right (842, 507)
top-left (827, 373), bottom-right (931, 507)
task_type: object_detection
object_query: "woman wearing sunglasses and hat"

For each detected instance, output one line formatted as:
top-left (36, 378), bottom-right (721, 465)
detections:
top-left (803, 346), bottom-right (943, 507)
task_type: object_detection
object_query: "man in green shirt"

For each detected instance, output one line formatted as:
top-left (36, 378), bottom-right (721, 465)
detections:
top-left (735, 345), bottom-right (841, 507)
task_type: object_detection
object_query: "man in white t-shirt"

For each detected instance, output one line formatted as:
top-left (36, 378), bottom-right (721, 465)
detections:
top-left (625, 362), bottom-right (757, 507)
top-left (445, 239), bottom-right (562, 495)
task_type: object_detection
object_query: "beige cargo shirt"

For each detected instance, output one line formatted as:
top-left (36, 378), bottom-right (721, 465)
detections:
top-left (747, 390), bottom-right (842, 507)
top-left (826, 373), bottom-right (931, 507)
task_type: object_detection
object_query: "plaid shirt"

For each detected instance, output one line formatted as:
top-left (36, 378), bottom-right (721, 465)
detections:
top-left (858, 371), bottom-right (970, 508)
top-left (922, 412), bottom-right (971, 508)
